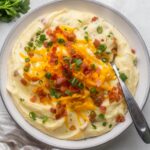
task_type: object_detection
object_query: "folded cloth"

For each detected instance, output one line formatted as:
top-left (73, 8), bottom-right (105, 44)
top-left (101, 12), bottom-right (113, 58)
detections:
top-left (0, 111), bottom-right (56, 150)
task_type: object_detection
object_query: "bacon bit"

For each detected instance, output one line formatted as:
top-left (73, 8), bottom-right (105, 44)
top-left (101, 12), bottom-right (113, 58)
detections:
top-left (31, 77), bottom-right (39, 82)
top-left (101, 39), bottom-right (104, 42)
top-left (62, 64), bottom-right (72, 78)
top-left (46, 29), bottom-right (53, 36)
top-left (45, 82), bottom-right (50, 88)
top-left (49, 46), bottom-right (58, 64)
top-left (69, 125), bottom-right (76, 130)
top-left (93, 39), bottom-right (100, 48)
top-left (60, 86), bottom-right (67, 92)
top-left (96, 67), bottom-right (101, 73)
top-left (43, 41), bottom-right (48, 48)
top-left (131, 48), bottom-right (136, 54)
top-left (92, 94), bottom-right (104, 107)
top-left (36, 88), bottom-right (47, 98)
top-left (55, 77), bottom-right (67, 86)
top-left (30, 95), bottom-right (37, 103)
top-left (54, 26), bottom-right (63, 34)
top-left (82, 63), bottom-right (92, 75)
top-left (91, 16), bottom-right (98, 22)
top-left (50, 107), bottom-right (56, 113)
top-left (51, 74), bottom-right (58, 80)
top-left (55, 103), bottom-right (67, 119)
top-left (69, 86), bottom-right (80, 93)
top-left (89, 111), bottom-right (96, 122)
top-left (28, 52), bottom-right (34, 57)
top-left (20, 78), bottom-right (28, 86)
top-left (23, 73), bottom-right (31, 81)
top-left (65, 41), bottom-right (74, 51)
top-left (14, 70), bottom-right (19, 77)
top-left (100, 106), bottom-right (107, 114)
top-left (108, 85), bottom-right (123, 102)
top-left (51, 35), bottom-right (57, 43)
top-left (116, 114), bottom-right (125, 123)
top-left (64, 32), bottom-right (76, 42)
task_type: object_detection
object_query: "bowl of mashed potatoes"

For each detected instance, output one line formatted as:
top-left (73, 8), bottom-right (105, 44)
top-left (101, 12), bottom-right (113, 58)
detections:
top-left (0, 0), bottom-right (150, 149)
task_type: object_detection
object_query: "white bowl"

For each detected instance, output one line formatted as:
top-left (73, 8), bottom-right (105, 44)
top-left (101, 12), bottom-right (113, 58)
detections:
top-left (0, 0), bottom-right (150, 149)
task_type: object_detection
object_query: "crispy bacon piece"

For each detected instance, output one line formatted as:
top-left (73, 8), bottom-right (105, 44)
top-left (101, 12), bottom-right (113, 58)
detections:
top-left (60, 86), bottom-right (67, 92)
top-left (30, 95), bottom-right (37, 103)
top-left (91, 16), bottom-right (98, 22)
top-left (108, 84), bottom-right (123, 102)
top-left (69, 86), bottom-right (80, 93)
top-left (82, 63), bottom-right (92, 75)
top-left (116, 114), bottom-right (125, 123)
top-left (131, 48), bottom-right (136, 54)
top-left (69, 125), bottom-right (76, 130)
top-left (91, 94), bottom-right (104, 107)
top-left (89, 111), bottom-right (96, 122)
top-left (49, 46), bottom-right (58, 64)
top-left (46, 28), bottom-right (53, 36)
top-left (28, 52), bottom-right (34, 57)
top-left (64, 32), bottom-right (76, 42)
top-left (54, 26), bottom-right (63, 34)
top-left (50, 107), bottom-right (56, 113)
top-left (100, 106), bottom-right (107, 114)
top-left (20, 78), bottom-right (28, 86)
top-left (36, 88), bottom-right (47, 99)
top-left (55, 77), bottom-right (67, 86)
top-left (55, 103), bottom-right (67, 119)
top-left (31, 77), bottom-right (39, 82)
top-left (51, 74), bottom-right (58, 80)
top-left (93, 39), bottom-right (100, 48)
top-left (62, 64), bottom-right (72, 78)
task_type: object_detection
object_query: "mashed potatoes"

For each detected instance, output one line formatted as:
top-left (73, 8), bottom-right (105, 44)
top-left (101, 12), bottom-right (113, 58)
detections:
top-left (7, 9), bottom-right (138, 140)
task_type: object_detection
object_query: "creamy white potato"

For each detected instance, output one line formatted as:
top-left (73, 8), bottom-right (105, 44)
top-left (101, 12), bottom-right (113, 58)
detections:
top-left (7, 10), bottom-right (138, 140)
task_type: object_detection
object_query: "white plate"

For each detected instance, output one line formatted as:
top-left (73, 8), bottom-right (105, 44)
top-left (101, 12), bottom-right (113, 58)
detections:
top-left (0, 0), bottom-right (150, 149)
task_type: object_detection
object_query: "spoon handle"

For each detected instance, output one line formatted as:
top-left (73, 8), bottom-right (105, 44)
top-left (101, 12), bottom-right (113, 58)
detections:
top-left (112, 63), bottom-right (150, 143)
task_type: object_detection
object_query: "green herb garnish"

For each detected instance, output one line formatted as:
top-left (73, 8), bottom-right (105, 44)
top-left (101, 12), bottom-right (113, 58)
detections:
top-left (91, 124), bottom-right (97, 129)
top-left (0, 0), bottom-right (30, 22)
top-left (119, 72), bottom-right (128, 82)
top-left (29, 112), bottom-right (36, 121)
top-left (73, 58), bottom-right (82, 69)
top-left (101, 58), bottom-right (108, 63)
top-left (25, 58), bottom-right (30, 62)
top-left (39, 34), bottom-right (46, 42)
top-left (90, 87), bottom-right (97, 94)
top-left (57, 38), bottom-right (65, 44)
top-left (78, 19), bottom-right (82, 23)
top-left (91, 64), bottom-right (96, 70)
top-left (50, 88), bottom-right (61, 98)
top-left (70, 77), bottom-right (79, 87)
top-left (47, 41), bottom-right (53, 47)
top-left (65, 90), bottom-right (73, 96)
top-left (41, 116), bottom-right (48, 124)
top-left (78, 82), bottom-right (84, 89)
top-left (109, 124), bottom-right (112, 128)
top-left (45, 72), bottom-right (51, 79)
top-left (102, 122), bottom-right (107, 126)
top-left (97, 26), bottom-right (103, 34)
top-left (20, 98), bottom-right (25, 102)
top-left (24, 66), bottom-right (29, 72)
top-left (99, 113), bottom-right (105, 119)
top-left (83, 26), bottom-right (87, 30)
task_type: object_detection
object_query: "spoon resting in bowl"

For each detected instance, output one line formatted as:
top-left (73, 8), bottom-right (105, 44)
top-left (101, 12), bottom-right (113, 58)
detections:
top-left (111, 62), bottom-right (150, 143)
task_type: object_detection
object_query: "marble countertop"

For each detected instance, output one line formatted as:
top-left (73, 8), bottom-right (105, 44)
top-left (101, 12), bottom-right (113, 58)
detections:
top-left (0, 0), bottom-right (150, 149)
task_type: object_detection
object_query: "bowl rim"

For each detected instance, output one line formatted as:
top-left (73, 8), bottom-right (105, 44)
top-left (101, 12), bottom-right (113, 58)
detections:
top-left (0, 0), bottom-right (150, 149)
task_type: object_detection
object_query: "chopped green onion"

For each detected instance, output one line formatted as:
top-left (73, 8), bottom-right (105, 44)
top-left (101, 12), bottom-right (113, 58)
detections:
top-left (42, 116), bottom-right (48, 123)
top-left (50, 88), bottom-right (61, 98)
top-left (24, 46), bottom-right (30, 52)
top-left (102, 122), bottom-right (107, 126)
top-left (24, 66), bottom-right (29, 72)
top-left (65, 90), bottom-right (73, 96)
top-left (97, 26), bottom-right (103, 34)
top-left (39, 34), bottom-right (46, 42)
top-left (84, 35), bottom-right (89, 41)
top-left (20, 98), bottom-right (25, 102)
top-left (45, 72), bottom-right (51, 79)
top-left (25, 58), bottom-right (30, 62)
top-left (29, 112), bottom-right (36, 121)
top-left (47, 41), bottom-right (53, 47)
top-left (109, 124), bottom-right (112, 128)
top-left (28, 41), bottom-right (33, 47)
top-left (78, 19), bottom-right (82, 23)
top-left (91, 124), bottom-right (97, 129)
top-left (99, 113), bottom-right (105, 119)
top-left (98, 44), bottom-right (107, 52)
top-left (78, 82), bottom-right (84, 89)
top-left (70, 77), bottom-right (79, 87)
top-left (91, 64), bottom-right (96, 70)
top-left (73, 58), bottom-right (82, 68)
top-left (83, 26), bottom-right (87, 30)
top-left (90, 87), bottom-right (97, 94)
top-left (57, 38), bottom-right (65, 44)
top-left (119, 72), bottom-right (128, 82)
top-left (133, 58), bottom-right (137, 66)
top-left (101, 58), bottom-right (108, 63)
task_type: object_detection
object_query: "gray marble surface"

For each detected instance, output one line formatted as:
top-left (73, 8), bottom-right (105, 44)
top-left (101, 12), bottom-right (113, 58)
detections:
top-left (0, 0), bottom-right (150, 149)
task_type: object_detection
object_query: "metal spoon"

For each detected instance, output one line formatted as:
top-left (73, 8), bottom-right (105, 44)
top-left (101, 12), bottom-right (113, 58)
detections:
top-left (111, 62), bottom-right (150, 143)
